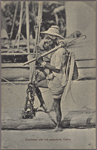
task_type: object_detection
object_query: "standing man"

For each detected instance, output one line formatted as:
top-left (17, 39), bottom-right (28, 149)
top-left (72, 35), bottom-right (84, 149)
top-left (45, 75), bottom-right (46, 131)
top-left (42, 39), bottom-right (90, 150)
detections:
top-left (35, 25), bottom-right (69, 132)
top-left (24, 25), bottom-right (78, 131)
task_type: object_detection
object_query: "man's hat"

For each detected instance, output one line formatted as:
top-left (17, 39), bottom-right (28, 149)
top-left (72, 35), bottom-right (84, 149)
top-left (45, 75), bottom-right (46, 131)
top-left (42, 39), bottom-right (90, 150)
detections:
top-left (41, 25), bottom-right (64, 39)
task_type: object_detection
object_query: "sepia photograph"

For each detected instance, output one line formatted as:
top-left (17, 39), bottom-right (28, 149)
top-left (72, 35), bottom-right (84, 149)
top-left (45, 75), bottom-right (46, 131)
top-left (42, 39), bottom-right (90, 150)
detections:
top-left (1, 1), bottom-right (96, 149)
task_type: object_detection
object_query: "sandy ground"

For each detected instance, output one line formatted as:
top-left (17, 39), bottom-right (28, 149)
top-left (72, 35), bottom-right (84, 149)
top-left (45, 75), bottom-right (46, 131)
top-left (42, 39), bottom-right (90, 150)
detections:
top-left (1, 80), bottom-right (96, 149)
top-left (1, 128), bottom-right (96, 149)
top-left (1, 80), bottom-right (96, 116)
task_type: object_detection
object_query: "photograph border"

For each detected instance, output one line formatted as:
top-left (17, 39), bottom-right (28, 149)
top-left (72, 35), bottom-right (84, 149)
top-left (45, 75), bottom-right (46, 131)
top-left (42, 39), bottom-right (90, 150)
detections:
top-left (0, 0), bottom-right (96, 150)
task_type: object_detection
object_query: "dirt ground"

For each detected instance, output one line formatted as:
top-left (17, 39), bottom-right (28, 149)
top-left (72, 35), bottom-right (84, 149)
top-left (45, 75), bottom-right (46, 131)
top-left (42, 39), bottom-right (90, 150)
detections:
top-left (1, 80), bottom-right (96, 116)
top-left (1, 128), bottom-right (96, 149)
top-left (1, 80), bottom-right (96, 149)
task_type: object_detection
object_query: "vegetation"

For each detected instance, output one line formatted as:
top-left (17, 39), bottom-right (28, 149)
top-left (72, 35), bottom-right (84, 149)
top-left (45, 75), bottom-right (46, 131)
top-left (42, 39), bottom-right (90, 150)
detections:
top-left (1, 1), bottom-right (66, 39)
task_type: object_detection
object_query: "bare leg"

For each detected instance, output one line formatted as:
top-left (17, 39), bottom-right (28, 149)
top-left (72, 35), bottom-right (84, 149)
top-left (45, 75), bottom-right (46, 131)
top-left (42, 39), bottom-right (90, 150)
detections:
top-left (35, 79), bottom-right (48, 88)
top-left (35, 87), bottom-right (45, 106)
top-left (53, 98), bottom-right (63, 132)
top-left (35, 80), bottom-right (48, 111)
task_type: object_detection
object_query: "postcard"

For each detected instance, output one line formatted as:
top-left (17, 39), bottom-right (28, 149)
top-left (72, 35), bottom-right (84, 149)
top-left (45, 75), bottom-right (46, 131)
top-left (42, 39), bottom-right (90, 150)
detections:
top-left (1, 1), bottom-right (96, 149)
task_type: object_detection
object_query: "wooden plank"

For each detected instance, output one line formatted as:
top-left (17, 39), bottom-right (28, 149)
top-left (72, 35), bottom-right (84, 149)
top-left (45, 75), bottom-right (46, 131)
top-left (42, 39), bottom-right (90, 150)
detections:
top-left (1, 110), bottom-right (96, 130)
top-left (1, 68), bottom-right (96, 80)
top-left (1, 68), bottom-right (29, 80)
top-left (76, 58), bottom-right (96, 61)
top-left (1, 53), bottom-right (35, 56)
top-left (1, 81), bottom-right (29, 85)
top-left (77, 60), bottom-right (96, 68)
top-left (11, 39), bottom-right (35, 45)
top-left (1, 63), bottom-right (27, 68)
top-left (78, 67), bottom-right (96, 69)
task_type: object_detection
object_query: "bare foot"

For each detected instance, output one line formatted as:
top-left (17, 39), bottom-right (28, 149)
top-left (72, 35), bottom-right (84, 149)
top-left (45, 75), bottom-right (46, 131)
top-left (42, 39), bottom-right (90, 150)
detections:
top-left (37, 104), bottom-right (48, 112)
top-left (47, 108), bottom-right (55, 113)
top-left (52, 126), bottom-right (63, 132)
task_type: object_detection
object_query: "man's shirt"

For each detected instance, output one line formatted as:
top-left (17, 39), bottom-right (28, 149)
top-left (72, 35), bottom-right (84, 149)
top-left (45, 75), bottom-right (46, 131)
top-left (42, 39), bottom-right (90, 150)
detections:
top-left (50, 47), bottom-right (67, 86)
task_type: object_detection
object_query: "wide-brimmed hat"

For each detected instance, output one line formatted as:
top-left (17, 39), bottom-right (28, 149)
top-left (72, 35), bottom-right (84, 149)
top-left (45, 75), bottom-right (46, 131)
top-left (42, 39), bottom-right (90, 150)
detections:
top-left (41, 25), bottom-right (64, 39)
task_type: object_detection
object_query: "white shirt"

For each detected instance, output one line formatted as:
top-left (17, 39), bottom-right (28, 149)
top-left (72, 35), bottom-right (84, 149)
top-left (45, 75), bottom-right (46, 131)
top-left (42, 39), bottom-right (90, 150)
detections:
top-left (50, 47), bottom-right (67, 86)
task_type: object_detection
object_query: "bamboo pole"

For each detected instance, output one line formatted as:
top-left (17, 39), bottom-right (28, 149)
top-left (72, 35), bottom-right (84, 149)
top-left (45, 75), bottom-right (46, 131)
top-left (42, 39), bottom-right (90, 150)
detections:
top-left (25, 2), bottom-right (43, 82)
top-left (23, 45), bottom-right (62, 65)
top-left (37, 2), bottom-right (43, 43)
top-left (26, 2), bottom-right (30, 57)
top-left (10, 2), bottom-right (18, 40)
top-left (29, 2), bottom-right (43, 82)
top-left (17, 1), bottom-right (23, 49)
top-left (26, 2), bottom-right (35, 82)
top-left (34, 2), bottom-right (43, 56)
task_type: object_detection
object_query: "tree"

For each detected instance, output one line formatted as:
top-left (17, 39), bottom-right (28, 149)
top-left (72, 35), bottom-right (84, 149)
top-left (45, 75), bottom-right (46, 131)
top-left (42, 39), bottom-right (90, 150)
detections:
top-left (1, 1), bottom-right (66, 40)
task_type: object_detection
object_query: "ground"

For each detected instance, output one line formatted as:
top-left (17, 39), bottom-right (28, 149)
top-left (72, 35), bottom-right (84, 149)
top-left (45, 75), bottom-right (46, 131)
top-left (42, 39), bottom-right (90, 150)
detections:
top-left (1, 128), bottom-right (96, 149)
top-left (1, 80), bottom-right (96, 149)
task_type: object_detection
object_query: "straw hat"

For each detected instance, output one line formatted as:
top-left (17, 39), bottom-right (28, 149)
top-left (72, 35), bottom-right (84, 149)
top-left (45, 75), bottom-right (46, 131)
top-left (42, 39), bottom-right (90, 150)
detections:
top-left (41, 25), bottom-right (64, 39)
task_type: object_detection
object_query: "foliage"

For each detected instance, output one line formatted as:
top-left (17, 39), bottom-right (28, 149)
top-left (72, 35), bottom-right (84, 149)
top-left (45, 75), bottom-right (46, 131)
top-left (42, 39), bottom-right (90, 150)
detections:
top-left (1, 1), bottom-right (66, 39)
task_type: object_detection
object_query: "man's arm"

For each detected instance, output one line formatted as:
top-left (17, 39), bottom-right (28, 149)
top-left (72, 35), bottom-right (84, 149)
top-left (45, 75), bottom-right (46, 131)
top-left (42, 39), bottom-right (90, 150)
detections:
top-left (36, 56), bottom-right (60, 73)
top-left (44, 63), bottom-right (60, 73)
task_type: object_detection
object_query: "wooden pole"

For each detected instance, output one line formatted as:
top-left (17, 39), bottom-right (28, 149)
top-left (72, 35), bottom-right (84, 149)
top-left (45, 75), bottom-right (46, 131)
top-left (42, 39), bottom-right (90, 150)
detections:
top-left (17, 1), bottom-right (23, 49)
top-left (26, 2), bottom-right (30, 57)
top-left (23, 45), bottom-right (62, 65)
top-left (25, 2), bottom-right (43, 82)
top-left (37, 2), bottom-right (43, 43)
top-left (34, 2), bottom-right (43, 56)
top-left (10, 2), bottom-right (18, 40)
top-left (26, 2), bottom-right (35, 82)
top-left (29, 2), bottom-right (43, 82)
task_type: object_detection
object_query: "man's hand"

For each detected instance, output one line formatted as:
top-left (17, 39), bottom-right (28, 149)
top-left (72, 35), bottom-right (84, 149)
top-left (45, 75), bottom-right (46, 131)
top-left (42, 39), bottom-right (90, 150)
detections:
top-left (36, 54), bottom-right (47, 68)
top-left (36, 55), bottom-right (43, 66)
top-left (58, 41), bottom-right (67, 47)
top-left (46, 73), bottom-right (54, 80)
